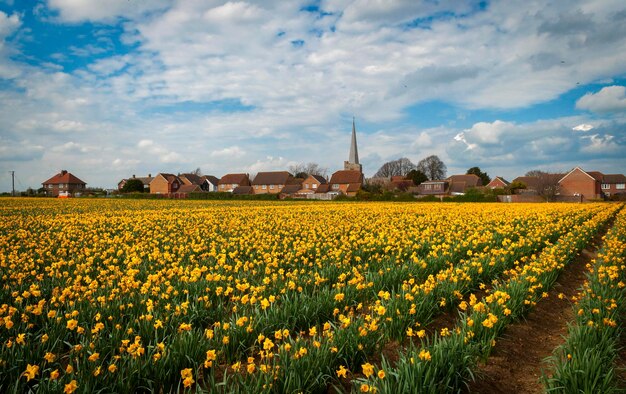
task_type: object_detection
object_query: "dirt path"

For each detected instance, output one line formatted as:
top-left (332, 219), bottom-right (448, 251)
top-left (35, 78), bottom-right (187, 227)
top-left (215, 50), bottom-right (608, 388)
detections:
top-left (466, 221), bottom-right (614, 394)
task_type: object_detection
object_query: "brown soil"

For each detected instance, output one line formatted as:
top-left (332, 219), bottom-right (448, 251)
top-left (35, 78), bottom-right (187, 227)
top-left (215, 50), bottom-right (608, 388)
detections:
top-left (466, 224), bottom-right (613, 394)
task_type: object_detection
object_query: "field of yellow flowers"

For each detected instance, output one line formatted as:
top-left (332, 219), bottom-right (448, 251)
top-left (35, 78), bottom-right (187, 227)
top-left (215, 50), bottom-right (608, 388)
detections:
top-left (0, 199), bottom-right (622, 393)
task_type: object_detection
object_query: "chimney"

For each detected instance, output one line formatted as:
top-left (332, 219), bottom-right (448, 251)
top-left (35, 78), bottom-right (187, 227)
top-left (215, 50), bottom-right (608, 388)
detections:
top-left (149, 173), bottom-right (152, 178)
top-left (61, 170), bottom-right (67, 176)
top-left (132, 174), bottom-right (136, 178)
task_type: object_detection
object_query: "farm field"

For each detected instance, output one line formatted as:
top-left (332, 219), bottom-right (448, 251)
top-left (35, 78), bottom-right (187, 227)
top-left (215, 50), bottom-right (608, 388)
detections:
top-left (0, 199), bottom-right (625, 393)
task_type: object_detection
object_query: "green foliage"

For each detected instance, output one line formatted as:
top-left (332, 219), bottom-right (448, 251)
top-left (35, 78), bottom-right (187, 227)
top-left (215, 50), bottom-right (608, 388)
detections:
top-left (121, 179), bottom-right (145, 193)
top-left (466, 167), bottom-right (491, 186)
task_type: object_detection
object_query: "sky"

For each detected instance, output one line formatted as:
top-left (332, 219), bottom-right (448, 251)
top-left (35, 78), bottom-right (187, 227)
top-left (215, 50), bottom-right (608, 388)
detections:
top-left (0, 0), bottom-right (625, 191)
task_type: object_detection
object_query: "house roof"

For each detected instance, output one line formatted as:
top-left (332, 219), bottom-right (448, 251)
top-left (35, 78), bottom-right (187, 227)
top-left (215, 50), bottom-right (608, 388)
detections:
top-left (201, 175), bottom-right (220, 185)
top-left (447, 174), bottom-right (482, 187)
top-left (219, 173), bottom-right (249, 185)
top-left (316, 184), bottom-right (330, 193)
top-left (329, 170), bottom-right (363, 184)
top-left (603, 174), bottom-right (626, 183)
top-left (232, 185), bottom-right (254, 195)
top-left (487, 176), bottom-right (510, 187)
top-left (308, 174), bottom-right (327, 184)
top-left (587, 171), bottom-right (604, 181)
top-left (178, 184), bottom-right (201, 193)
top-left (512, 176), bottom-right (540, 190)
top-left (252, 171), bottom-right (292, 185)
top-left (346, 183), bottom-right (361, 192)
top-left (43, 170), bottom-right (86, 185)
top-left (154, 173), bottom-right (181, 184)
top-left (280, 184), bottom-right (301, 194)
top-left (179, 173), bottom-right (203, 185)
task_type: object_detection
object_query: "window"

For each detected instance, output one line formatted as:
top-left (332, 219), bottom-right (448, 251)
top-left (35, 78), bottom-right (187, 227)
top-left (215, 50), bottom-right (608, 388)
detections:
top-left (270, 185), bottom-right (274, 189)
top-left (332, 184), bottom-right (339, 190)
top-left (305, 184), bottom-right (309, 189)
top-left (255, 185), bottom-right (259, 189)
top-left (617, 183), bottom-right (625, 190)
top-left (312, 184), bottom-right (317, 189)
top-left (233, 184), bottom-right (238, 188)
top-left (262, 185), bottom-right (267, 190)
top-left (601, 183), bottom-right (610, 189)
top-left (424, 184), bottom-right (432, 190)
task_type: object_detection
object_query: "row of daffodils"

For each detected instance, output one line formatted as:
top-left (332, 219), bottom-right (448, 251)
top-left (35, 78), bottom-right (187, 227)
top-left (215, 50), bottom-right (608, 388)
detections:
top-left (0, 199), bottom-right (622, 393)
top-left (543, 206), bottom-right (626, 393)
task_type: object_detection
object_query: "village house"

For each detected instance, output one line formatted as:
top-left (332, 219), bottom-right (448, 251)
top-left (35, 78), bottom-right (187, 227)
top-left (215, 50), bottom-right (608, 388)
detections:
top-left (417, 174), bottom-right (481, 197)
top-left (218, 173), bottom-right (250, 192)
top-left (200, 175), bottom-right (220, 192)
top-left (511, 176), bottom-right (541, 194)
top-left (149, 173), bottom-right (182, 194)
top-left (252, 171), bottom-right (295, 194)
top-left (118, 174), bottom-right (153, 192)
top-left (486, 176), bottom-right (510, 189)
top-left (417, 180), bottom-right (448, 197)
top-left (558, 167), bottom-right (626, 201)
top-left (297, 174), bottom-right (328, 195)
top-left (328, 170), bottom-right (363, 197)
top-left (42, 170), bottom-right (86, 197)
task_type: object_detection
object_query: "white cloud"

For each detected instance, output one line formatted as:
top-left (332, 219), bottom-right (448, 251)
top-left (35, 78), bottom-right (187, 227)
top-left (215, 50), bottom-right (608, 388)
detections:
top-left (576, 86), bottom-right (626, 113)
top-left (47, 0), bottom-right (170, 22)
top-left (581, 134), bottom-right (619, 153)
top-left (572, 123), bottom-right (594, 132)
top-left (245, 156), bottom-right (295, 174)
top-left (211, 146), bottom-right (245, 159)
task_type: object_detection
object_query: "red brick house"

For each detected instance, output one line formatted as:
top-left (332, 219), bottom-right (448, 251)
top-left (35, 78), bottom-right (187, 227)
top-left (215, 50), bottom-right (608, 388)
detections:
top-left (486, 176), bottom-right (510, 189)
top-left (447, 174), bottom-right (482, 195)
top-left (297, 174), bottom-right (327, 195)
top-left (218, 173), bottom-right (250, 192)
top-left (252, 171), bottom-right (294, 194)
top-left (558, 167), bottom-right (603, 201)
top-left (600, 174), bottom-right (626, 198)
top-left (42, 170), bottom-right (86, 197)
top-left (150, 173), bottom-right (182, 194)
top-left (328, 170), bottom-right (363, 197)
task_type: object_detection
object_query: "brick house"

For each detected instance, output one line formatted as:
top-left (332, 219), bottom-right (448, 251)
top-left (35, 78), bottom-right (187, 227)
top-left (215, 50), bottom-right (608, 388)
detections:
top-left (118, 174), bottom-right (153, 192)
top-left (328, 170), bottom-right (363, 197)
top-left (486, 176), bottom-right (510, 189)
top-left (600, 174), bottom-right (626, 198)
top-left (558, 167), bottom-right (603, 201)
top-left (417, 180), bottom-right (448, 197)
top-left (252, 171), bottom-right (294, 194)
top-left (218, 173), bottom-right (250, 192)
top-left (511, 176), bottom-right (541, 194)
top-left (150, 173), bottom-right (182, 194)
top-left (297, 174), bottom-right (327, 195)
top-left (447, 174), bottom-right (482, 195)
top-left (200, 175), bottom-right (220, 192)
top-left (42, 170), bottom-right (86, 197)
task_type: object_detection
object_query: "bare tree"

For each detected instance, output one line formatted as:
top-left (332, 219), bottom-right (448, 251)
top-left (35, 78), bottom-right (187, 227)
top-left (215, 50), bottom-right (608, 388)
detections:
top-left (374, 157), bottom-right (416, 178)
top-left (190, 167), bottom-right (202, 176)
top-left (289, 162), bottom-right (328, 179)
top-left (417, 155), bottom-right (447, 180)
top-left (530, 171), bottom-right (562, 201)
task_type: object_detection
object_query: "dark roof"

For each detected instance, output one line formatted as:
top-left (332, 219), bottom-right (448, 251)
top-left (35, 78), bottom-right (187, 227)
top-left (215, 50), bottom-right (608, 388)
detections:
top-left (329, 170), bottom-right (363, 184)
top-left (156, 173), bottom-right (181, 184)
top-left (587, 171), bottom-right (604, 181)
top-left (309, 174), bottom-right (327, 184)
top-left (219, 173), bottom-right (249, 185)
top-left (603, 174), bottom-right (626, 183)
top-left (201, 175), bottom-right (220, 185)
top-left (280, 184), bottom-right (301, 194)
top-left (179, 173), bottom-right (203, 185)
top-left (252, 171), bottom-right (292, 185)
top-left (232, 185), bottom-right (254, 195)
top-left (43, 170), bottom-right (86, 186)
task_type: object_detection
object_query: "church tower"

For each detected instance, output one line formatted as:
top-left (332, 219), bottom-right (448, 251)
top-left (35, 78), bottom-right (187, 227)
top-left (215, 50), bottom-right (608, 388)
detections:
top-left (344, 117), bottom-right (363, 172)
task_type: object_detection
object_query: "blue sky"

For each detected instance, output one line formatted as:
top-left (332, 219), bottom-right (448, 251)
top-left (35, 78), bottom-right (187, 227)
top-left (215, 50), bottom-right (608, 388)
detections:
top-left (0, 0), bottom-right (625, 191)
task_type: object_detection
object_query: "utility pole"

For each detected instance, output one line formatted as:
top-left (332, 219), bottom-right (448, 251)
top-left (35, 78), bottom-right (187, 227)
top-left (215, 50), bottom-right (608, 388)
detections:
top-left (10, 171), bottom-right (15, 197)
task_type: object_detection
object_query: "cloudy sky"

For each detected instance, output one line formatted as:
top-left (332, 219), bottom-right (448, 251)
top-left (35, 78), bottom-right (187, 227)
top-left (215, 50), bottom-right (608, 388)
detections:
top-left (1, 0), bottom-right (625, 191)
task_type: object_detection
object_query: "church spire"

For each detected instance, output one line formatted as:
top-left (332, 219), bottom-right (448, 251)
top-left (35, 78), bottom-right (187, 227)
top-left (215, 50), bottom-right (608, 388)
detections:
top-left (344, 117), bottom-right (363, 172)
top-left (349, 117), bottom-right (359, 165)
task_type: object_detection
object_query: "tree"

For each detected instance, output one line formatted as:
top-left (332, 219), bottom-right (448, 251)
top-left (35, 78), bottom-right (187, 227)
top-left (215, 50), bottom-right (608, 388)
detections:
top-left (288, 162), bottom-right (328, 179)
top-left (374, 157), bottom-right (416, 178)
top-left (417, 155), bottom-right (447, 180)
top-left (190, 167), bottom-right (202, 176)
top-left (121, 178), bottom-right (144, 193)
top-left (406, 169), bottom-right (428, 185)
top-left (535, 171), bottom-right (562, 201)
top-left (466, 166), bottom-right (491, 186)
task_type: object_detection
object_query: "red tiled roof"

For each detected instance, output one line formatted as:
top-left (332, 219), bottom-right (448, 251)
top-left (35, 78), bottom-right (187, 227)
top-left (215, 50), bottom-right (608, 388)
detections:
top-left (487, 176), bottom-right (510, 187)
top-left (252, 171), bottom-right (292, 186)
top-left (232, 185), bottom-right (254, 195)
top-left (512, 176), bottom-right (540, 190)
top-left (42, 170), bottom-right (86, 186)
top-left (178, 184), bottom-right (201, 193)
top-left (179, 173), bottom-right (203, 185)
top-left (316, 184), bottom-right (330, 193)
top-left (447, 174), bottom-right (482, 187)
top-left (280, 184), bottom-right (301, 194)
top-left (329, 170), bottom-right (363, 184)
top-left (587, 171), bottom-right (604, 181)
top-left (603, 174), bottom-right (626, 183)
top-left (346, 183), bottom-right (361, 192)
top-left (219, 173), bottom-right (249, 185)
top-left (201, 175), bottom-right (220, 185)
